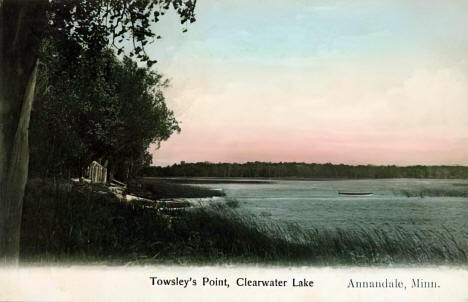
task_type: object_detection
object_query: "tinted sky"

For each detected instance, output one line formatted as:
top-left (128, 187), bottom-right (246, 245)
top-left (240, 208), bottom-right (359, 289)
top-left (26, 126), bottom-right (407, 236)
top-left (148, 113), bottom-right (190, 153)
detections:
top-left (146, 0), bottom-right (468, 166)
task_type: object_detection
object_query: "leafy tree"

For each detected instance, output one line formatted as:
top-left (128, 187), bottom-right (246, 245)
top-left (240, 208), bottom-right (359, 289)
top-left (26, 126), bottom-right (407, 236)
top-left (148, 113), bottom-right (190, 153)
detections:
top-left (107, 56), bottom-right (180, 180)
top-left (0, 0), bottom-right (196, 264)
top-left (30, 40), bottom-right (180, 181)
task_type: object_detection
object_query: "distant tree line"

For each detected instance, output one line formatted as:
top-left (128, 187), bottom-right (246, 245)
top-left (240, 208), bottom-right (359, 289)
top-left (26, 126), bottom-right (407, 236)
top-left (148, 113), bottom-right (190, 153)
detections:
top-left (141, 162), bottom-right (468, 179)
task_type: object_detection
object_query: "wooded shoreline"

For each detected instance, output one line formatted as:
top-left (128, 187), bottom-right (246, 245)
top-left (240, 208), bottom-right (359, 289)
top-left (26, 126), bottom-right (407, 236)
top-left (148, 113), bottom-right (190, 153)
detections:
top-left (142, 162), bottom-right (468, 179)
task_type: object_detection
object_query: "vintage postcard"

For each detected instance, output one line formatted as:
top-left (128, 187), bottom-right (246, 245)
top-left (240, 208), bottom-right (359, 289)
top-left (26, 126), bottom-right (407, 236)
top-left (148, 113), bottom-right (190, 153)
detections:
top-left (0, 0), bottom-right (467, 301)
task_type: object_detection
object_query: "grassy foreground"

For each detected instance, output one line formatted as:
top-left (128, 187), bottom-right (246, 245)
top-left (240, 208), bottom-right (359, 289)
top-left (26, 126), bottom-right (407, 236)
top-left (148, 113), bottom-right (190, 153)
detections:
top-left (20, 179), bottom-right (468, 265)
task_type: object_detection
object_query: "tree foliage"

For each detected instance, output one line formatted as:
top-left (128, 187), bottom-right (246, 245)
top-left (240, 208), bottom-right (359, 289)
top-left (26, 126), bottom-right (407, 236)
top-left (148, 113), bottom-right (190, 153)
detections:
top-left (46, 0), bottom-right (197, 66)
top-left (30, 39), bottom-right (180, 180)
top-left (0, 0), bottom-right (196, 263)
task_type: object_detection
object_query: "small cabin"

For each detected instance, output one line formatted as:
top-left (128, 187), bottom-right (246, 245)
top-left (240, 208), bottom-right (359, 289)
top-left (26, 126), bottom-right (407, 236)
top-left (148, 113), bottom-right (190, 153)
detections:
top-left (87, 161), bottom-right (107, 184)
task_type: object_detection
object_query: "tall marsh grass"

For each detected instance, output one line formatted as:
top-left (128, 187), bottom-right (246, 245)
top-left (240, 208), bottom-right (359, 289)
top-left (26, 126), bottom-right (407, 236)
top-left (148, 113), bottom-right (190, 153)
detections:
top-left (137, 178), bottom-right (225, 199)
top-left (20, 179), bottom-right (468, 265)
top-left (397, 187), bottom-right (468, 198)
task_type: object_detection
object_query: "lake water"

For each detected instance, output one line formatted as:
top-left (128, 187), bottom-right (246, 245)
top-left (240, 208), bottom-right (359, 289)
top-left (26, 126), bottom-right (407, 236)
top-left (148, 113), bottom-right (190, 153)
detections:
top-left (192, 178), bottom-right (468, 244)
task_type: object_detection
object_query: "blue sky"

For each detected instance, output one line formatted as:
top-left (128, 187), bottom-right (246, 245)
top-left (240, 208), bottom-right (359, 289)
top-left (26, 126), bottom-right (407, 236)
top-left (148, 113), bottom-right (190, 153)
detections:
top-left (144, 0), bottom-right (468, 166)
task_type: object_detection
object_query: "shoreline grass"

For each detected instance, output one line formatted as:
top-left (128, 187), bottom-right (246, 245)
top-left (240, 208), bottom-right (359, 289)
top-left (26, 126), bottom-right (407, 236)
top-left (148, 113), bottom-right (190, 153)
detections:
top-left (20, 179), bottom-right (468, 266)
top-left (147, 177), bottom-right (274, 184)
top-left (130, 178), bottom-right (225, 199)
top-left (397, 188), bottom-right (468, 198)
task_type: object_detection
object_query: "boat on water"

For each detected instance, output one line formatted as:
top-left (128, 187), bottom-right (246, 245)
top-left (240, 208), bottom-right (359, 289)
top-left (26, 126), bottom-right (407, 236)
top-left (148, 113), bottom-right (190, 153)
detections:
top-left (338, 192), bottom-right (373, 196)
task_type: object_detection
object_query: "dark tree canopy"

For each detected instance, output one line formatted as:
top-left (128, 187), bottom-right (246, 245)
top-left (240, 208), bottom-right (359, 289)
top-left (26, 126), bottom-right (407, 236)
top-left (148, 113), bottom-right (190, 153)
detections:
top-left (46, 0), bottom-right (197, 66)
top-left (0, 0), bottom-right (197, 263)
top-left (30, 39), bottom-right (181, 179)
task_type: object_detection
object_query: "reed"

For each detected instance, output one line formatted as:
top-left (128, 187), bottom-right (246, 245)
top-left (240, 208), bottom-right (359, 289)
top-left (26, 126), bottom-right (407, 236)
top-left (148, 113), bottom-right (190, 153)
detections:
top-left (397, 187), bottom-right (468, 197)
top-left (137, 178), bottom-right (225, 199)
top-left (20, 179), bottom-right (468, 265)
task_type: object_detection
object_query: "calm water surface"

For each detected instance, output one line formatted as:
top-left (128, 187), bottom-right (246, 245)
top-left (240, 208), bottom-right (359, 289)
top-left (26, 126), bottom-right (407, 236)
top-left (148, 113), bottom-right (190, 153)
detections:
top-left (193, 179), bottom-right (468, 241)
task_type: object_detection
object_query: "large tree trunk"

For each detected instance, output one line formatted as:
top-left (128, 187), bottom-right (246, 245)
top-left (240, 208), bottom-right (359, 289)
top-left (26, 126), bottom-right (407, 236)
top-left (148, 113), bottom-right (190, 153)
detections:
top-left (0, 0), bottom-right (46, 265)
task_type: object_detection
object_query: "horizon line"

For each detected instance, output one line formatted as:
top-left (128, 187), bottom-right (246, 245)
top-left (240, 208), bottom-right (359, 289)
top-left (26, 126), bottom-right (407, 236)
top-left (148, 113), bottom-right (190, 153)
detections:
top-left (151, 161), bottom-right (468, 168)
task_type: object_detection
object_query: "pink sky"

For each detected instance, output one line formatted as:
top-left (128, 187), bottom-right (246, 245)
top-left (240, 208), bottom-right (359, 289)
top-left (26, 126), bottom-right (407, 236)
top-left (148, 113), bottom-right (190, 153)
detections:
top-left (151, 126), bottom-right (468, 166)
top-left (148, 0), bottom-right (468, 166)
